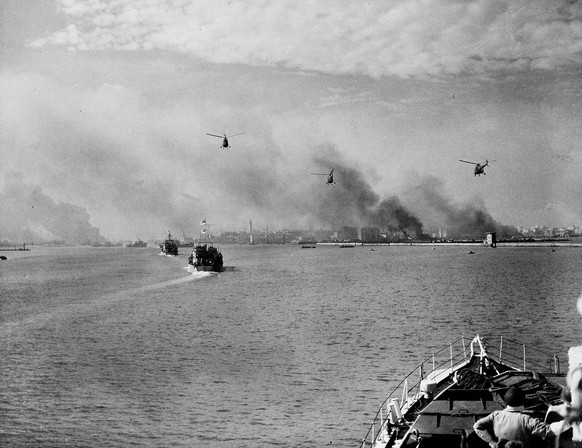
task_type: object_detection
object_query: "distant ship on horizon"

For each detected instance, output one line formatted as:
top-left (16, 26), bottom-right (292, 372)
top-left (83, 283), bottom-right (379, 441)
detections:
top-left (160, 231), bottom-right (179, 255)
top-left (125, 239), bottom-right (147, 248)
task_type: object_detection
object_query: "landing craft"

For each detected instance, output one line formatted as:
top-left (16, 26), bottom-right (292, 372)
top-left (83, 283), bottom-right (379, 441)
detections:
top-left (459, 159), bottom-right (495, 176)
top-left (311, 169), bottom-right (335, 184)
top-left (206, 132), bottom-right (245, 149)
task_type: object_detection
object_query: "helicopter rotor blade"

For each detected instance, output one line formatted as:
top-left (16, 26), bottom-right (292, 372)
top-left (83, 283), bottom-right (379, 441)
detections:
top-left (459, 160), bottom-right (478, 165)
top-left (206, 133), bottom-right (223, 138)
top-left (227, 132), bottom-right (245, 138)
top-left (311, 173), bottom-right (328, 176)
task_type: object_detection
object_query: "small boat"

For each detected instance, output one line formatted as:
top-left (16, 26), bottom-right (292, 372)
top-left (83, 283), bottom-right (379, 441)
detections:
top-left (188, 243), bottom-right (224, 272)
top-left (160, 231), bottom-right (179, 255)
top-left (359, 335), bottom-right (576, 448)
top-left (301, 244), bottom-right (317, 249)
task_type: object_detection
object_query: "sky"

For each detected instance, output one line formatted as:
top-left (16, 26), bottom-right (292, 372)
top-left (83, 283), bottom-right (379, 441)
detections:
top-left (1, 0), bottom-right (581, 242)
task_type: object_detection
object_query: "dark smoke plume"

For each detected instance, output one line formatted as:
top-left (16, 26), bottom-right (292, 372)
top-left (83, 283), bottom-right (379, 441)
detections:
top-left (309, 146), bottom-right (503, 240)
top-left (403, 176), bottom-right (500, 239)
top-left (0, 173), bottom-right (104, 245)
top-left (310, 145), bottom-right (424, 237)
top-left (367, 196), bottom-right (424, 237)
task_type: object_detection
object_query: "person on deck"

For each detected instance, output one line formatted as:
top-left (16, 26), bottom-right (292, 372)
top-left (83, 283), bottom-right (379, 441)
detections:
top-left (473, 386), bottom-right (572, 448)
top-left (545, 388), bottom-right (572, 424)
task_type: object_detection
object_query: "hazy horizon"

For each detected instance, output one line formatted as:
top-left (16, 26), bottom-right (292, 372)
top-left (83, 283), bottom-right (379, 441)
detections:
top-left (2, 1), bottom-right (581, 243)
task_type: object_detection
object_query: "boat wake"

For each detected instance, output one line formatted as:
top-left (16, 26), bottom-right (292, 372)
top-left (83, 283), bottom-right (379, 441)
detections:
top-left (184, 266), bottom-right (219, 278)
top-left (138, 267), bottom-right (219, 291)
top-left (150, 273), bottom-right (209, 289)
top-left (112, 272), bottom-right (207, 296)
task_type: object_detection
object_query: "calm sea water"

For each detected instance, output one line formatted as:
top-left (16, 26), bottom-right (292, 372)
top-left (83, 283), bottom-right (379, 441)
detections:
top-left (1, 244), bottom-right (581, 447)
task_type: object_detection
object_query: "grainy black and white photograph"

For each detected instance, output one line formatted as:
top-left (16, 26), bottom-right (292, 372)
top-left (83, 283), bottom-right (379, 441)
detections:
top-left (1, 1), bottom-right (582, 447)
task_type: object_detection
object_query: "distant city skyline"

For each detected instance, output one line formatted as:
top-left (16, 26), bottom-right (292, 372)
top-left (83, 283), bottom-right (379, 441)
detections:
top-left (4, 219), bottom-right (581, 247)
top-left (0, 170), bottom-right (580, 245)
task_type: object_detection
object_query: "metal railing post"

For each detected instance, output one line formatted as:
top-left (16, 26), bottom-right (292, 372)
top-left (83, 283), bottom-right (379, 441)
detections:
top-left (380, 407), bottom-right (384, 443)
top-left (402, 378), bottom-right (408, 404)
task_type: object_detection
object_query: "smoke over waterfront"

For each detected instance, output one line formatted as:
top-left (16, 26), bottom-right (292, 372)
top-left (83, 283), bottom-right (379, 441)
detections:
top-left (402, 176), bottom-right (502, 239)
top-left (0, 173), bottom-right (104, 245)
top-left (0, 144), bottom-right (505, 244)
top-left (2, 57), bottom-right (579, 242)
top-left (310, 146), bottom-right (500, 239)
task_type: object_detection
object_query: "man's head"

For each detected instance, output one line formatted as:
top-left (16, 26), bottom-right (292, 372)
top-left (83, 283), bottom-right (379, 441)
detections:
top-left (504, 386), bottom-right (525, 407)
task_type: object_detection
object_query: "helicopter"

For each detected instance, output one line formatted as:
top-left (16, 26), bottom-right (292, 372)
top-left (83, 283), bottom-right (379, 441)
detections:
top-left (206, 132), bottom-right (245, 149)
top-left (311, 169), bottom-right (335, 184)
top-left (458, 159), bottom-right (495, 176)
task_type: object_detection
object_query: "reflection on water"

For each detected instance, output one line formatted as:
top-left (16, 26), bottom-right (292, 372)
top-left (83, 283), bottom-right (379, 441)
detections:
top-left (1, 245), bottom-right (581, 447)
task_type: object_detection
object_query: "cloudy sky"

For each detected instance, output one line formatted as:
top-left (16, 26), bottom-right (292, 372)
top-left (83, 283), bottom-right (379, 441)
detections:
top-left (1, 0), bottom-right (581, 241)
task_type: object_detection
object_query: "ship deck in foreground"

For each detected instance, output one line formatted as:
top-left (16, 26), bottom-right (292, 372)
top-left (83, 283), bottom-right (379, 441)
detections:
top-left (360, 335), bottom-right (576, 448)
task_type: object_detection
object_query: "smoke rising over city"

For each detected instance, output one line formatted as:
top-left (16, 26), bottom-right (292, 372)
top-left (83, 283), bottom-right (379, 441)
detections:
top-left (402, 176), bottom-right (502, 239)
top-left (310, 146), bottom-right (424, 237)
top-left (0, 70), bottom-right (506, 244)
top-left (0, 173), bottom-right (104, 245)
top-left (1, 141), bottom-right (505, 244)
top-left (308, 146), bottom-right (501, 239)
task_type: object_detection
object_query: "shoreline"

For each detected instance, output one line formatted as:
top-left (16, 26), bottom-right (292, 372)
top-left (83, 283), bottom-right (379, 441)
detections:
top-left (317, 241), bottom-right (582, 247)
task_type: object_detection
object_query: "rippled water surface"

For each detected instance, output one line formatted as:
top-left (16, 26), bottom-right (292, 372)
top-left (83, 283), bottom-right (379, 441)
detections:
top-left (1, 245), bottom-right (581, 447)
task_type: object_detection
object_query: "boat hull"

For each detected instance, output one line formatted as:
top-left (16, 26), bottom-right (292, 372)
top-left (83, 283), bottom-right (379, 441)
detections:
top-left (160, 247), bottom-right (178, 256)
top-left (188, 243), bottom-right (224, 272)
top-left (160, 232), bottom-right (179, 255)
top-left (193, 265), bottom-right (224, 272)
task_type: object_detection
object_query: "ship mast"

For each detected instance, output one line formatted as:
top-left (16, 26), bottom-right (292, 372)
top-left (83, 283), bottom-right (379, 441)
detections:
top-left (200, 218), bottom-right (208, 243)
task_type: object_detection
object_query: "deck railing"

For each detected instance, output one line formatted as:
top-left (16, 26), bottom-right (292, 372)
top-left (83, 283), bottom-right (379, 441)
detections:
top-left (496, 336), bottom-right (561, 374)
top-left (359, 335), bottom-right (562, 448)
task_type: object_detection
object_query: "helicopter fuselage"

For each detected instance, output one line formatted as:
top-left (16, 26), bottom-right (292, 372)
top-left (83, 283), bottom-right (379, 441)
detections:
top-left (474, 162), bottom-right (488, 176)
